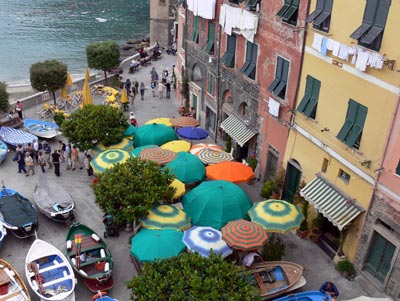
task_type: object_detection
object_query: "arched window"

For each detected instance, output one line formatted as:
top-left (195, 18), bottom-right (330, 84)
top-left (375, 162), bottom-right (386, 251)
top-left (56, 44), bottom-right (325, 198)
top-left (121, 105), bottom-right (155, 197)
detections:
top-left (239, 102), bottom-right (248, 117)
top-left (191, 64), bottom-right (202, 82)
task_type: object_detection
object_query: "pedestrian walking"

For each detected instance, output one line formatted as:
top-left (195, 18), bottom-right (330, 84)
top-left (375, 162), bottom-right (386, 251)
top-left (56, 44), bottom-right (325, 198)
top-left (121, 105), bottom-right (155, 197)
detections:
top-left (151, 81), bottom-right (157, 97)
top-left (52, 150), bottom-right (61, 177)
top-left (71, 145), bottom-right (83, 171)
top-left (59, 140), bottom-right (66, 162)
top-left (140, 82), bottom-right (146, 101)
top-left (162, 69), bottom-right (168, 83)
top-left (131, 86), bottom-right (136, 106)
top-left (15, 100), bottom-right (23, 119)
top-left (165, 82), bottom-right (171, 98)
top-left (84, 154), bottom-right (94, 177)
top-left (125, 78), bottom-right (132, 93)
top-left (15, 144), bottom-right (27, 175)
top-left (25, 152), bottom-right (35, 176)
top-left (43, 142), bottom-right (53, 168)
top-left (158, 82), bottom-right (165, 99)
top-left (33, 139), bottom-right (39, 162)
top-left (37, 150), bottom-right (46, 173)
top-left (65, 143), bottom-right (72, 170)
top-left (150, 67), bottom-right (159, 82)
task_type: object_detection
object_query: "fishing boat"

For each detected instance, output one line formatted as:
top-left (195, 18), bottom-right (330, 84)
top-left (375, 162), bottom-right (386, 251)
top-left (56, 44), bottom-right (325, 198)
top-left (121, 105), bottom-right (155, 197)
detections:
top-left (65, 223), bottom-right (114, 292)
top-left (0, 126), bottom-right (38, 148)
top-left (33, 174), bottom-right (75, 225)
top-left (92, 291), bottom-right (118, 301)
top-left (0, 186), bottom-right (38, 239)
top-left (24, 119), bottom-right (60, 139)
top-left (0, 224), bottom-right (6, 248)
top-left (273, 291), bottom-right (331, 301)
top-left (25, 239), bottom-right (76, 301)
top-left (0, 258), bottom-right (31, 301)
top-left (0, 141), bottom-right (7, 164)
top-left (249, 261), bottom-right (306, 300)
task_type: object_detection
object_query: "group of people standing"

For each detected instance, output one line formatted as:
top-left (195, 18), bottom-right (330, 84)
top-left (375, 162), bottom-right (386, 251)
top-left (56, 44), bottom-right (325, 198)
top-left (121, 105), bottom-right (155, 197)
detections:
top-left (150, 67), bottom-right (172, 99)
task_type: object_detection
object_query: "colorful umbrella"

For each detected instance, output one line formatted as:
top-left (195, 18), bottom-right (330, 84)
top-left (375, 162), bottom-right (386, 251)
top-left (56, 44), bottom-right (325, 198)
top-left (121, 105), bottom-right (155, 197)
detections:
top-left (90, 149), bottom-right (130, 173)
top-left (130, 229), bottom-right (186, 262)
top-left (183, 226), bottom-right (232, 258)
top-left (171, 116), bottom-right (200, 127)
top-left (145, 118), bottom-right (173, 127)
top-left (123, 125), bottom-right (137, 138)
top-left (141, 204), bottom-right (191, 231)
top-left (177, 127), bottom-right (209, 140)
top-left (206, 161), bottom-right (254, 183)
top-left (182, 180), bottom-right (252, 230)
top-left (131, 145), bottom-right (158, 157)
top-left (66, 72), bottom-right (73, 86)
top-left (134, 123), bottom-right (178, 148)
top-left (93, 138), bottom-right (134, 154)
top-left (81, 78), bottom-right (93, 106)
top-left (197, 149), bottom-right (234, 165)
top-left (221, 219), bottom-right (268, 251)
top-left (139, 147), bottom-right (177, 165)
top-left (248, 199), bottom-right (304, 233)
top-left (163, 152), bottom-right (205, 184)
top-left (161, 140), bottom-right (191, 152)
top-left (85, 67), bottom-right (90, 81)
top-left (120, 87), bottom-right (128, 104)
top-left (190, 143), bottom-right (223, 155)
top-left (170, 179), bottom-right (186, 199)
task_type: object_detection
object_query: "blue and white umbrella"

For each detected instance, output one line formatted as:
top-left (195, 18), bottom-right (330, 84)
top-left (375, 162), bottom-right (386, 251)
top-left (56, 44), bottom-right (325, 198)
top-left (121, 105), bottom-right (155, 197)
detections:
top-left (182, 226), bottom-right (232, 258)
top-left (0, 127), bottom-right (38, 148)
top-left (177, 127), bottom-right (208, 140)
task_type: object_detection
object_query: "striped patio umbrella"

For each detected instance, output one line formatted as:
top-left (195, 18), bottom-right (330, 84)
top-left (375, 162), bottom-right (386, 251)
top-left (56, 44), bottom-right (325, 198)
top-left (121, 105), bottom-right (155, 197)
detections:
top-left (161, 140), bottom-right (191, 152)
top-left (183, 226), bottom-right (232, 258)
top-left (93, 138), bottom-right (134, 154)
top-left (206, 161), bottom-right (254, 183)
top-left (170, 116), bottom-right (200, 127)
top-left (139, 147), bottom-right (177, 165)
top-left (177, 127), bottom-right (208, 140)
top-left (197, 149), bottom-right (234, 165)
top-left (190, 143), bottom-right (223, 155)
top-left (248, 199), bottom-right (304, 233)
top-left (66, 72), bottom-right (73, 86)
top-left (131, 145), bottom-right (158, 157)
top-left (221, 219), bottom-right (268, 251)
top-left (90, 149), bottom-right (130, 173)
top-left (141, 204), bottom-right (191, 231)
top-left (145, 118), bottom-right (173, 127)
top-left (170, 179), bottom-right (186, 199)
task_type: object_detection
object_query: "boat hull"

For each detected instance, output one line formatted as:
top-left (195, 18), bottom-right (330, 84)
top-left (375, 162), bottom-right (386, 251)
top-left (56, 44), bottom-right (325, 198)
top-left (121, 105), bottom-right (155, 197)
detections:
top-left (273, 290), bottom-right (331, 301)
top-left (0, 141), bottom-right (7, 164)
top-left (24, 118), bottom-right (60, 139)
top-left (0, 258), bottom-right (31, 301)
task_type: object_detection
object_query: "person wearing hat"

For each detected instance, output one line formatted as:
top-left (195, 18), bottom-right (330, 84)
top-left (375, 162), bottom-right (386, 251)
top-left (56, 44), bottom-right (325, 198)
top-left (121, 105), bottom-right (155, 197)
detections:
top-left (129, 112), bottom-right (137, 127)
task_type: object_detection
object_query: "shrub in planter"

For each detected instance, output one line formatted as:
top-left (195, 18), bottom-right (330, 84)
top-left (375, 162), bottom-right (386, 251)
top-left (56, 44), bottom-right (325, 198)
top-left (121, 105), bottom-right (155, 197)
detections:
top-left (296, 201), bottom-right (309, 238)
top-left (260, 180), bottom-right (277, 199)
top-left (261, 236), bottom-right (285, 261)
top-left (247, 157), bottom-right (258, 171)
top-left (337, 260), bottom-right (356, 279)
top-left (225, 135), bottom-right (232, 153)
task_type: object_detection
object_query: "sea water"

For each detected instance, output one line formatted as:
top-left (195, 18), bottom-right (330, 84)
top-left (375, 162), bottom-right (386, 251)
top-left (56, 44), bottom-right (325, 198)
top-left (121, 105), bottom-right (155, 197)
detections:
top-left (0, 0), bottom-right (149, 86)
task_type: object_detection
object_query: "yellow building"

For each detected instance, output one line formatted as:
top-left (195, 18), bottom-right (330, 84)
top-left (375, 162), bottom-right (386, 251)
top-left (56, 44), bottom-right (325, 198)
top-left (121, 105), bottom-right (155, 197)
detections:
top-left (283, 0), bottom-right (400, 263)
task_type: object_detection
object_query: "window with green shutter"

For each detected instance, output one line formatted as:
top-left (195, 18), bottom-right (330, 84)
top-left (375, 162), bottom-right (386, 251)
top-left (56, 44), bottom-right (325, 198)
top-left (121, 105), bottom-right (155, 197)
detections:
top-left (306, 0), bottom-right (333, 32)
top-left (396, 161), bottom-right (400, 176)
top-left (205, 22), bottom-right (215, 54)
top-left (337, 99), bottom-right (368, 149)
top-left (239, 42), bottom-right (257, 80)
top-left (191, 16), bottom-right (199, 43)
top-left (221, 35), bottom-right (236, 68)
top-left (277, 0), bottom-right (299, 26)
top-left (207, 73), bottom-right (215, 96)
top-left (268, 57), bottom-right (290, 100)
top-left (297, 75), bottom-right (321, 119)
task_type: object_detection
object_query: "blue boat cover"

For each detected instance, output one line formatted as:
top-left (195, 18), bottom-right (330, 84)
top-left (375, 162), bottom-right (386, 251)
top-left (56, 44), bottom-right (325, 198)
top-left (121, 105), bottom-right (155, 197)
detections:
top-left (0, 127), bottom-right (38, 147)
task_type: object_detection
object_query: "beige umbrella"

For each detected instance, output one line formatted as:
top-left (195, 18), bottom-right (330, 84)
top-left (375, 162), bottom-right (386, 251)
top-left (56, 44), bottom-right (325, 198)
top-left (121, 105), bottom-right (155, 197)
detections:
top-left (81, 78), bottom-right (93, 106)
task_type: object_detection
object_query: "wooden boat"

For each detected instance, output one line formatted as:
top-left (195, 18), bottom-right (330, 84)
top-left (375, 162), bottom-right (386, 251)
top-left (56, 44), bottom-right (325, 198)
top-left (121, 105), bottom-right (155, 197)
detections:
top-left (0, 223), bottom-right (6, 248)
top-left (0, 141), bottom-right (7, 164)
top-left (25, 239), bottom-right (76, 301)
top-left (0, 126), bottom-right (38, 148)
top-left (65, 223), bottom-right (114, 292)
top-left (33, 174), bottom-right (75, 224)
top-left (0, 186), bottom-right (38, 239)
top-left (249, 261), bottom-right (305, 300)
top-left (0, 258), bottom-right (31, 301)
top-left (91, 291), bottom-right (118, 301)
top-left (23, 119), bottom-right (60, 139)
top-left (273, 291), bottom-right (331, 301)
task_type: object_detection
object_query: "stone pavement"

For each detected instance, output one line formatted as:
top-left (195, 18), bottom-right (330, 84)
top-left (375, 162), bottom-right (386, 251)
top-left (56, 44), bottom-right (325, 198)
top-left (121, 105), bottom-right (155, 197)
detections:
top-left (0, 53), bottom-right (386, 300)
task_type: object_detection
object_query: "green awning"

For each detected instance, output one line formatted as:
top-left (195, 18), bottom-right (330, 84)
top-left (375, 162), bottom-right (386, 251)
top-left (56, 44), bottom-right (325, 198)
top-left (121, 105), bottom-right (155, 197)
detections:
top-left (220, 114), bottom-right (257, 147)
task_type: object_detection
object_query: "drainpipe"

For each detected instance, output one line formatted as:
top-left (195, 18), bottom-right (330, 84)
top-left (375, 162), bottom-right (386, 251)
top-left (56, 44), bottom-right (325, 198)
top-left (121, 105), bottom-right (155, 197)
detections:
top-left (183, 1), bottom-right (188, 79)
top-left (215, 15), bottom-right (222, 144)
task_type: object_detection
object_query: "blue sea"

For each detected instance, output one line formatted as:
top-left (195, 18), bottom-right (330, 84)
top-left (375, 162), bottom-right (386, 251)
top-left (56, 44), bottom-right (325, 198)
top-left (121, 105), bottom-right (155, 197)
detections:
top-left (0, 0), bottom-right (149, 86)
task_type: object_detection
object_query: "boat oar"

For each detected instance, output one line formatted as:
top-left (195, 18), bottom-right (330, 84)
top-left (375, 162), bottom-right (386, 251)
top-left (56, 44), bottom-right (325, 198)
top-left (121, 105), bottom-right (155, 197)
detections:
top-left (2, 266), bottom-right (29, 301)
top-left (28, 262), bottom-right (45, 296)
top-left (75, 233), bottom-right (82, 269)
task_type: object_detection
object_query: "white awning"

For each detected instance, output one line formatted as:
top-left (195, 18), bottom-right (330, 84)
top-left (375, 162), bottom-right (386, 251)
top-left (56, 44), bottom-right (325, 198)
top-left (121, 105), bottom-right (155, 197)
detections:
top-left (220, 114), bottom-right (257, 147)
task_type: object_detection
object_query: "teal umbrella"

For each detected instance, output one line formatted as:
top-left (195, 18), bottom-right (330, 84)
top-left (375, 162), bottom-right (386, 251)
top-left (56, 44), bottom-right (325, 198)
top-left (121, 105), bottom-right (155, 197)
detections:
top-left (182, 180), bottom-right (252, 230)
top-left (123, 125), bottom-right (137, 137)
top-left (131, 145), bottom-right (158, 157)
top-left (163, 152), bottom-right (205, 184)
top-left (134, 123), bottom-right (178, 148)
top-left (130, 229), bottom-right (186, 262)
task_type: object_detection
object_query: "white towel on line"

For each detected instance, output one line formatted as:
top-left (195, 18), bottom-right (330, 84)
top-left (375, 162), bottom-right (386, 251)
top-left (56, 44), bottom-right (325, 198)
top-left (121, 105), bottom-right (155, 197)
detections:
top-left (312, 33), bottom-right (323, 52)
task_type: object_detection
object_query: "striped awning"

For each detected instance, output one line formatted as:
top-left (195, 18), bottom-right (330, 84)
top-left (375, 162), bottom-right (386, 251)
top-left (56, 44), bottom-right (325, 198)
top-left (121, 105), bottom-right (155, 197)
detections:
top-left (220, 114), bottom-right (257, 147)
top-left (300, 175), bottom-right (364, 230)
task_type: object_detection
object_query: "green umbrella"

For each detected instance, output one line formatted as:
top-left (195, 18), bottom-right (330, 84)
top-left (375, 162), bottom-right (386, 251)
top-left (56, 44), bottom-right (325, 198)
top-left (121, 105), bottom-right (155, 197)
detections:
top-left (130, 229), bottom-right (186, 262)
top-left (123, 125), bottom-right (137, 138)
top-left (140, 204), bottom-right (191, 231)
top-left (93, 138), bottom-right (134, 154)
top-left (131, 145), bottom-right (158, 157)
top-left (163, 152), bottom-right (205, 184)
top-left (182, 180), bottom-right (252, 230)
top-left (90, 149), bottom-right (131, 173)
top-left (134, 123), bottom-right (178, 148)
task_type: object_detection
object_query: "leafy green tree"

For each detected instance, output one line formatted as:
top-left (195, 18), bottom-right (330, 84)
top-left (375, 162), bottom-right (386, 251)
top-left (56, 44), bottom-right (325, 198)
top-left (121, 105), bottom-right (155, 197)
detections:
top-left (30, 60), bottom-right (67, 105)
top-left (0, 82), bottom-right (10, 113)
top-left (127, 252), bottom-right (261, 301)
top-left (86, 41), bottom-right (120, 82)
top-left (93, 158), bottom-right (176, 224)
top-left (61, 104), bottom-right (126, 151)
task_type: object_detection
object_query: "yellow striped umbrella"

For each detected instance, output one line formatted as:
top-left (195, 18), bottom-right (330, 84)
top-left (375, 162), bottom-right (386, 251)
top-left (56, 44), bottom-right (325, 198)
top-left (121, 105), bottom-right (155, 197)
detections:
top-left (81, 78), bottom-right (93, 106)
top-left (90, 149), bottom-right (130, 173)
top-left (141, 204), bottom-right (191, 231)
top-left (139, 147), bottom-right (177, 165)
top-left (145, 118), bottom-right (173, 127)
top-left (66, 72), bottom-right (73, 86)
top-left (248, 199), bottom-right (304, 233)
top-left (93, 138), bottom-right (134, 154)
top-left (170, 179), bottom-right (186, 199)
top-left (120, 87), bottom-right (128, 104)
top-left (161, 140), bottom-right (191, 152)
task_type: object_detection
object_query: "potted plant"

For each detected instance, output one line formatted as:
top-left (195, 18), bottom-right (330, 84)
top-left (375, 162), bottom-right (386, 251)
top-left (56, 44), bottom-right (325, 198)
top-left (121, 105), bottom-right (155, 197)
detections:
top-left (260, 180), bottom-right (277, 199)
top-left (333, 228), bottom-right (348, 265)
top-left (296, 201), bottom-right (309, 238)
top-left (246, 156), bottom-right (258, 171)
top-left (310, 214), bottom-right (323, 243)
top-left (337, 259), bottom-right (356, 280)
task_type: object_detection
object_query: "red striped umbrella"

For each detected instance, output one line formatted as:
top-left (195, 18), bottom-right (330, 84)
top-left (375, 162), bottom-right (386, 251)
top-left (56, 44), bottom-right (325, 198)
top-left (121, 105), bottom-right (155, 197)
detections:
top-left (221, 219), bottom-right (268, 251)
top-left (140, 147), bottom-right (177, 165)
top-left (170, 116), bottom-right (200, 127)
top-left (190, 143), bottom-right (223, 155)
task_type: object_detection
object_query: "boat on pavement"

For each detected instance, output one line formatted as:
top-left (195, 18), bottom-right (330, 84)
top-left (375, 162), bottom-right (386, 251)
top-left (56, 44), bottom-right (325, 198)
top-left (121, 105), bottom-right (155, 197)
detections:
top-left (0, 141), bottom-right (7, 164)
top-left (64, 223), bottom-right (114, 292)
top-left (0, 223), bottom-right (6, 248)
top-left (0, 258), bottom-right (31, 301)
top-left (25, 239), bottom-right (76, 301)
top-left (273, 290), bottom-right (331, 301)
top-left (33, 173), bottom-right (75, 225)
top-left (23, 119), bottom-right (60, 139)
top-left (0, 126), bottom-right (37, 148)
top-left (92, 291), bottom-right (118, 301)
top-left (249, 261), bottom-right (306, 300)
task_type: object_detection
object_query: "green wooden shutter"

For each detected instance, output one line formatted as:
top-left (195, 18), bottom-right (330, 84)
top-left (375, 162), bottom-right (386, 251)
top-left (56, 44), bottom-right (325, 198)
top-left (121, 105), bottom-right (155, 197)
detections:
top-left (396, 160), bottom-right (400, 175)
top-left (306, 0), bottom-right (324, 23)
top-left (192, 16), bottom-right (199, 42)
top-left (337, 100), bottom-right (358, 141)
top-left (273, 58), bottom-right (289, 97)
top-left (206, 22), bottom-right (215, 54)
top-left (239, 41), bottom-right (252, 74)
top-left (277, 0), bottom-right (292, 17)
top-left (297, 76), bottom-right (313, 113)
top-left (345, 103), bottom-right (367, 147)
top-left (268, 57), bottom-right (283, 92)
top-left (350, 0), bottom-right (376, 39)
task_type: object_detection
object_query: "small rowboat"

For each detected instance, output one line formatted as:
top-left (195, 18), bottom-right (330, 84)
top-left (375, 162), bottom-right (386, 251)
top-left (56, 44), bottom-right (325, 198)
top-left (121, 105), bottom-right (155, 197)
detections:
top-left (273, 291), bottom-right (331, 301)
top-left (0, 224), bottom-right (6, 248)
top-left (0, 258), bottom-right (31, 301)
top-left (0, 126), bottom-right (37, 148)
top-left (0, 141), bottom-right (7, 164)
top-left (65, 223), bottom-right (114, 292)
top-left (24, 119), bottom-right (60, 139)
top-left (25, 239), bottom-right (76, 301)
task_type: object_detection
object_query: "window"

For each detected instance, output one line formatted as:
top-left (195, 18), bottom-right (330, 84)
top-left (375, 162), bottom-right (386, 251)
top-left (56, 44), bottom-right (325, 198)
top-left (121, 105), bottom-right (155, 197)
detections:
top-left (350, 0), bottom-right (391, 51)
top-left (338, 169), bottom-right (350, 184)
top-left (265, 146), bottom-right (279, 180)
top-left (239, 41), bottom-right (258, 80)
top-left (246, 0), bottom-right (260, 11)
top-left (297, 75), bottom-right (321, 119)
top-left (221, 35), bottom-right (236, 68)
top-left (205, 22), bottom-right (215, 54)
top-left (277, 0), bottom-right (299, 26)
top-left (206, 107), bottom-right (216, 133)
top-left (305, 0), bottom-right (333, 32)
top-left (337, 99), bottom-right (368, 149)
top-left (268, 57), bottom-right (290, 100)
top-left (229, 0), bottom-right (244, 4)
top-left (321, 158), bottom-right (329, 173)
top-left (396, 161), bottom-right (400, 176)
top-left (207, 73), bottom-right (215, 96)
top-left (239, 102), bottom-right (247, 117)
top-left (191, 16), bottom-right (199, 43)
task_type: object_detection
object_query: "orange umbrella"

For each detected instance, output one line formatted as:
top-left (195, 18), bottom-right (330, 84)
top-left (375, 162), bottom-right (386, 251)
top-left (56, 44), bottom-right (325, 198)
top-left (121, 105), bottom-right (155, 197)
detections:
top-left (170, 116), bottom-right (200, 128)
top-left (206, 161), bottom-right (254, 183)
top-left (140, 147), bottom-right (177, 165)
top-left (66, 72), bottom-right (73, 86)
top-left (190, 143), bottom-right (223, 155)
top-left (221, 219), bottom-right (268, 251)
